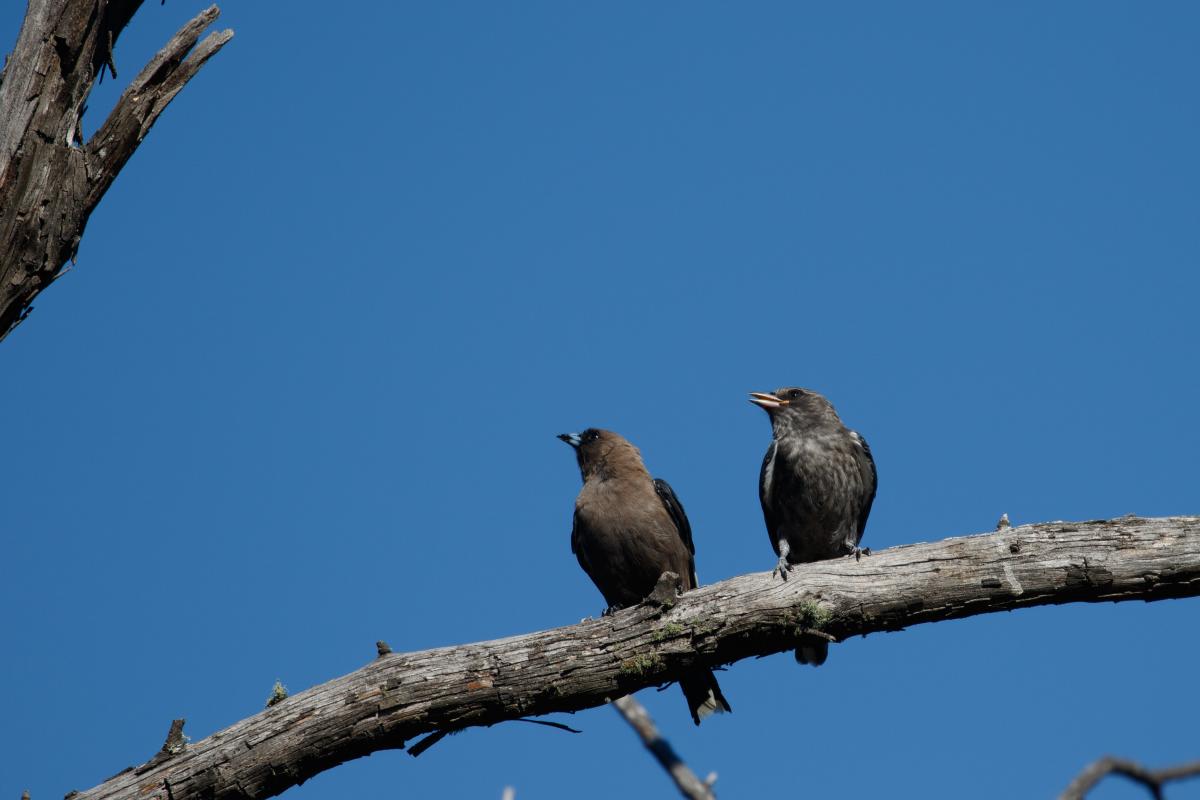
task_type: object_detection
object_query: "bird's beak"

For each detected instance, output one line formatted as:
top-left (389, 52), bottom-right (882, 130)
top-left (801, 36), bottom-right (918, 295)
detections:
top-left (748, 391), bottom-right (787, 410)
top-left (557, 432), bottom-right (582, 448)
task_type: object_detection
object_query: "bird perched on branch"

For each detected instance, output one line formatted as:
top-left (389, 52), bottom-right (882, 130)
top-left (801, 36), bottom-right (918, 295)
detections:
top-left (558, 428), bottom-right (731, 725)
top-left (749, 387), bottom-right (877, 665)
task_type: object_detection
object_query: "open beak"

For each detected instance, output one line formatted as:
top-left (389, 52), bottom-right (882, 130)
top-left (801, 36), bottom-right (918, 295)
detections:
top-left (748, 391), bottom-right (787, 410)
top-left (557, 432), bottom-right (582, 448)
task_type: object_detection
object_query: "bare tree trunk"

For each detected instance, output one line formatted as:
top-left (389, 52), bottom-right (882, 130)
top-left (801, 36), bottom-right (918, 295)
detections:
top-left (0, 1), bottom-right (232, 342)
top-left (57, 514), bottom-right (1199, 800)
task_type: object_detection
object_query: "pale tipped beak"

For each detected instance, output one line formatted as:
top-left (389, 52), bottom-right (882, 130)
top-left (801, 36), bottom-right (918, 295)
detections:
top-left (557, 432), bottom-right (582, 448)
top-left (748, 391), bottom-right (786, 410)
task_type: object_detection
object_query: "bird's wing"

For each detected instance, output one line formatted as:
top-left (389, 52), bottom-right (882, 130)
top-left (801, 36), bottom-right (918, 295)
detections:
top-left (850, 430), bottom-right (878, 544)
top-left (653, 478), bottom-right (694, 555)
top-left (758, 441), bottom-right (783, 536)
top-left (570, 508), bottom-right (593, 577)
top-left (653, 477), bottom-right (698, 587)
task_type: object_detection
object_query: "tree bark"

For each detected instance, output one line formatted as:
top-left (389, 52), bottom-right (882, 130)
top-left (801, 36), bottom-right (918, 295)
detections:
top-left (0, 0), bottom-right (232, 342)
top-left (62, 514), bottom-right (1199, 800)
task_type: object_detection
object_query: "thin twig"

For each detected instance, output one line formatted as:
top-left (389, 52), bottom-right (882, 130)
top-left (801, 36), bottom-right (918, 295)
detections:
top-left (406, 730), bottom-right (449, 758)
top-left (512, 718), bottom-right (582, 734)
top-left (613, 695), bottom-right (715, 800)
top-left (409, 717), bottom-right (580, 758)
top-left (1060, 755), bottom-right (1200, 799)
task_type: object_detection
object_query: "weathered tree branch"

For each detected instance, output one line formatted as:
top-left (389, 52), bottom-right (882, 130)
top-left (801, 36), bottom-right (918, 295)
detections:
top-left (66, 514), bottom-right (1198, 800)
top-left (0, 1), bottom-right (232, 342)
top-left (613, 695), bottom-right (716, 800)
top-left (1060, 755), bottom-right (1200, 799)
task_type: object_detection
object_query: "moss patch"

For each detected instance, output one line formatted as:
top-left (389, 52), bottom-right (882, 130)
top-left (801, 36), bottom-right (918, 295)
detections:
top-left (794, 600), bottom-right (832, 631)
top-left (619, 653), bottom-right (665, 676)
top-left (652, 622), bottom-right (686, 642)
top-left (266, 680), bottom-right (289, 708)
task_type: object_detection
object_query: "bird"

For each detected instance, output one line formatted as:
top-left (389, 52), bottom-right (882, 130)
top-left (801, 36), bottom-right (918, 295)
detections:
top-left (558, 428), bottom-right (731, 725)
top-left (749, 387), bottom-right (877, 665)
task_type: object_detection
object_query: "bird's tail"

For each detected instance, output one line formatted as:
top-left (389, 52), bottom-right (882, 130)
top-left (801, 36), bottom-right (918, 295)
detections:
top-left (794, 635), bottom-right (829, 667)
top-left (679, 667), bottom-right (732, 726)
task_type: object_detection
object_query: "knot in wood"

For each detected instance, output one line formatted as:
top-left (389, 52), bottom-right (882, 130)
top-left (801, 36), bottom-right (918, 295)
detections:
top-left (644, 571), bottom-right (681, 610)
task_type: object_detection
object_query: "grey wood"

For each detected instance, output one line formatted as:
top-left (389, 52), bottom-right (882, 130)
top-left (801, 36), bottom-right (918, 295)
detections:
top-left (1060, 755), bottom-right (1200, 799)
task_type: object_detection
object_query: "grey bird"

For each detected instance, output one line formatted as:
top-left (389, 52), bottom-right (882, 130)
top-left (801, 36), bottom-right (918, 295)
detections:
top-left (558, 428), bottom-right (731, 725)
top-left (749, 387), bottom-right (877, 665)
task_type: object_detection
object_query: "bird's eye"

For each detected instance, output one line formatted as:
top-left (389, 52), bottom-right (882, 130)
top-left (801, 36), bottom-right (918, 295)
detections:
top-left (584, 431), bottom-right (598, 443)
top-left (790, 389), bottom-right (803, 400)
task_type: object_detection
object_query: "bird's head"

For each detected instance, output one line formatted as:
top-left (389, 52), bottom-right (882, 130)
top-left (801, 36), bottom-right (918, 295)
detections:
top-left (557, 428), bottom-right (645, 480)
top-left (748, 387), bottom-right (842, 432)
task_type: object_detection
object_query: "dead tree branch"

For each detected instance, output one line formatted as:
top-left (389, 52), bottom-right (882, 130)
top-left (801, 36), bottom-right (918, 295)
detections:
top-left (613, 695), bottom-right (716, 800)
top-left (1060, 755), bottom-right (1200, 799)
top-left (0, 1), bottom-right (233, 342)
top-left (65, 514), bottom-right (1199, 800)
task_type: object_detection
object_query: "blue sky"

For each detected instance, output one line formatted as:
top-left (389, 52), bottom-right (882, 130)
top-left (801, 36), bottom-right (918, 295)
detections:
top-left (2, 2), bottom-right (1198, 798)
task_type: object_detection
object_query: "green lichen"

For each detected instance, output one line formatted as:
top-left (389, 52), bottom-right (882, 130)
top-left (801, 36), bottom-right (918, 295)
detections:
top-left (652, 622), bottom-right (686, 642)
top-left (794, 600), bottom-right (832, 631)
top-left (619, 653), bottom-right (665, 676)
top-left (266, 680), bottom-right (289, 708)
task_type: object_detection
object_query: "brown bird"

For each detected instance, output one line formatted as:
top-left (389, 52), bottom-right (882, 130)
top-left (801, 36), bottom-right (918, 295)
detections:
top-left (558, 428), bottom-right (731, 724)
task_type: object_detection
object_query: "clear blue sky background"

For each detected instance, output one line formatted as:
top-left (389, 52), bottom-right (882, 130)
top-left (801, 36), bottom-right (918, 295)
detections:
top-left (2, 3), bottom-right (1198, 799)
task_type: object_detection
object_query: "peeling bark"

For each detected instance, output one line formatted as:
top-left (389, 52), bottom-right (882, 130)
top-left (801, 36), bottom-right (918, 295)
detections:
top-left (0, 1), bottom-right (232, 342)
top-left (64, 514), bottom-right (1199, 800)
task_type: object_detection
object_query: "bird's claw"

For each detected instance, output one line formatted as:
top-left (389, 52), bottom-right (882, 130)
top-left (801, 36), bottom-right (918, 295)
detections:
top-left (848, 546), bottom-right (872, 561)
top-left (773, 557), bottom-right (792, 581)
top-left (601, 605), bottom-right (620, 617)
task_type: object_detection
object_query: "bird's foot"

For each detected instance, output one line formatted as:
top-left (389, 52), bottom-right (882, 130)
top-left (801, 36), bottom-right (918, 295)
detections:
top-left (847, 546), bottom-right (872, 561)
top-left (601, 605), bottom-right (620, 617)
top-left (773, 556), bottom-right (792, 581)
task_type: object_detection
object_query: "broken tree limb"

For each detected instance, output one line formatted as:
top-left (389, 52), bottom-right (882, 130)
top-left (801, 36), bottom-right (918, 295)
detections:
top-left (613, 695), bottom-right (716, 800)
top-left (70, 514), bottom-right (1199, 800)
top-left (1060, 755), bottom-right (1200, 799)
top-left (0, 1), bottom-right (233, 342)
